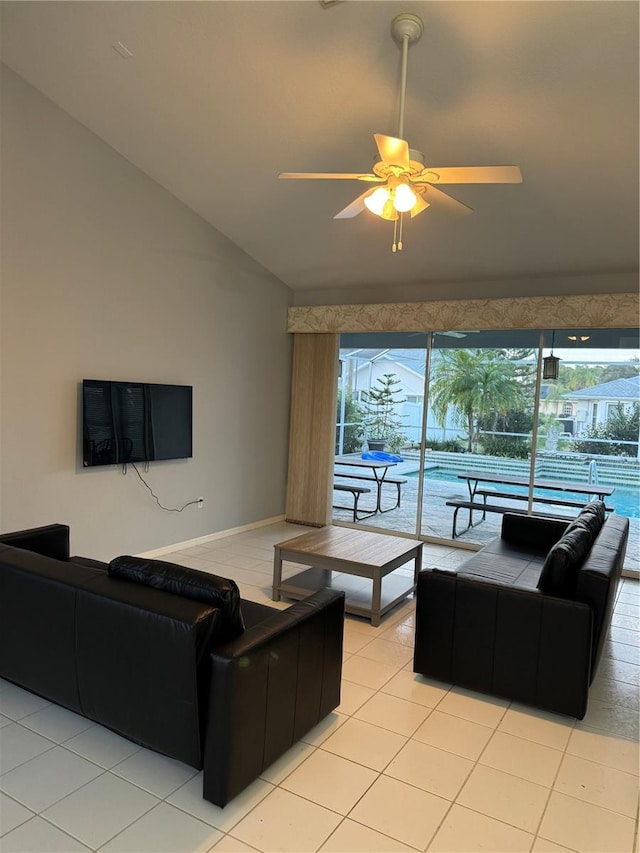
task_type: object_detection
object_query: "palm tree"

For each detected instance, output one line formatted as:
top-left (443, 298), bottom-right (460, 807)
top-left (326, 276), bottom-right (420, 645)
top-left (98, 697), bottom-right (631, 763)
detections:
top-left (430, 349), bottom-right (524, 452)
top-left (561, 364), bottom-right (603, 391)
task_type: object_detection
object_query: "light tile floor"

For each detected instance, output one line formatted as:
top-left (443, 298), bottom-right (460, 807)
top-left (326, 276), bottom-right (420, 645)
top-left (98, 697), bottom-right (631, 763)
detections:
top-left (1, 521), bottom-right (638, 853)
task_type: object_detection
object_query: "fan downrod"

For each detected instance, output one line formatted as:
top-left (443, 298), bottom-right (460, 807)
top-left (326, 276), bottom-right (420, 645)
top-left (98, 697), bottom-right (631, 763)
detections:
top-left (391, 13), bottom-right (423, 46)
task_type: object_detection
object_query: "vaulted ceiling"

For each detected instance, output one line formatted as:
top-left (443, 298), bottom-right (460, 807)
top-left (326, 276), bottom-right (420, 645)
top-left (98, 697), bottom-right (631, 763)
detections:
top-left (1, 1), bottom-right (638, 294)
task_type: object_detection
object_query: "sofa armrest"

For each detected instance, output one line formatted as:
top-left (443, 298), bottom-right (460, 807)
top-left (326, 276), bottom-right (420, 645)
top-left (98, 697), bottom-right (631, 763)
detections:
top-left (203, 589), bottom-right (345, 807)
top-left (0, 524), bottom-right (70, 561)
top-left (501, 513), bottom-right (569, 552)
top-left (414, 570), bottom-right (593, 718)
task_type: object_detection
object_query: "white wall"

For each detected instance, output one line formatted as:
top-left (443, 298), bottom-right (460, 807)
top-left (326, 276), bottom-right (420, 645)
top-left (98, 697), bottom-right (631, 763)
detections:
top-left (0, 66), bottom-right (293, 560)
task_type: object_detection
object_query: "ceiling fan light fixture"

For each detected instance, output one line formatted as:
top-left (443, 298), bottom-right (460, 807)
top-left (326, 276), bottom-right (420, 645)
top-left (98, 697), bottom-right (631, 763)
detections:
top-left (382, 197), bottom-right (399, 221)
top-left (364, 181), bottom-right (416, 217)
top-left (364, 186), bottom-right (390, 216)
top-left (394, 182), bottom-right (417, 212)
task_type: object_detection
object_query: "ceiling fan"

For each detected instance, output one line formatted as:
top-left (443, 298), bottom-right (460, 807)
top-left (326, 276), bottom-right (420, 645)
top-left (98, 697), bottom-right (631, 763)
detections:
top-left (408, 330), bottom-right (480, 339)
top-left (279, 13), bottom-right (522, 252)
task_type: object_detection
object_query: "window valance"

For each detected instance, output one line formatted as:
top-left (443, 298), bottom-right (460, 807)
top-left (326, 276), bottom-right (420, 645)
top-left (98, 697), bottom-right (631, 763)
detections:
top-left (287, 292), bottom-right (638, 333)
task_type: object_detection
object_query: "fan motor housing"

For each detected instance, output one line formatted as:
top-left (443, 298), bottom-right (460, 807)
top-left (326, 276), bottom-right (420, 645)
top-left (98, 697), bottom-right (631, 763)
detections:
top-left (372, 148), bottom-right (425, 179)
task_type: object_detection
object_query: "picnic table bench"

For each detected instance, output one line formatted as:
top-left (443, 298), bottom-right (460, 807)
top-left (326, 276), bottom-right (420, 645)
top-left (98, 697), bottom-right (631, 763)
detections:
top-left (446, 497), bottom-right (612, 539)
top-left (448, 472), bottom-right (615, 539)
top-left (334, 471), bottom-right (408, 512)
top-left (332, 483), bottom-right (373, 523)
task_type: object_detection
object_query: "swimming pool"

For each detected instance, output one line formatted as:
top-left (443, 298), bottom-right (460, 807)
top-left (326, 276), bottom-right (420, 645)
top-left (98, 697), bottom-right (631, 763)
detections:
top-left (408, 467), bottom-right (640, 518)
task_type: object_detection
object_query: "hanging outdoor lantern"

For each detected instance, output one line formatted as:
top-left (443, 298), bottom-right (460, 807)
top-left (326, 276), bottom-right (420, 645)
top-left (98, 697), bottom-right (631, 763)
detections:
top-left (543, 330), bottom-right (560, 380)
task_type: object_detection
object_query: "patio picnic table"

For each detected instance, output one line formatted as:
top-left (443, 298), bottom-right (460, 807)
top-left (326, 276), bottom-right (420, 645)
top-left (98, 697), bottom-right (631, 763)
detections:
top-left (334, 455), bottom-right (406, 515)
top-left (447, 470), bottom-right (615, 539)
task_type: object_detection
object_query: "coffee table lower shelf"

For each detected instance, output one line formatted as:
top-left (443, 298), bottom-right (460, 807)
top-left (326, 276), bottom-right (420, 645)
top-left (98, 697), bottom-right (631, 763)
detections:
top-left (277, 567), bottom-right (415, 623)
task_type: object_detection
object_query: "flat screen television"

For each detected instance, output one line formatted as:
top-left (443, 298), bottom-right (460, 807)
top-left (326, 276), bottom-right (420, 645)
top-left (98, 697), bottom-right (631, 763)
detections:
top-left (82, 380), bottom-right (192, 467)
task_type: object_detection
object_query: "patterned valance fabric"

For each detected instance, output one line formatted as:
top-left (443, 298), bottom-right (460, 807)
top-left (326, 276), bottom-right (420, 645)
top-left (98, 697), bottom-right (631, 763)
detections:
top-left (288, 292), bottom-right (638, 333)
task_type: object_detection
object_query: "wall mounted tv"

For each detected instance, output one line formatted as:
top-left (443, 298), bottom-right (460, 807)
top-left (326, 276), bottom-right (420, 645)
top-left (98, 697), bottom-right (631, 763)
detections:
top-left (83, 380), bottom-right (192, 467)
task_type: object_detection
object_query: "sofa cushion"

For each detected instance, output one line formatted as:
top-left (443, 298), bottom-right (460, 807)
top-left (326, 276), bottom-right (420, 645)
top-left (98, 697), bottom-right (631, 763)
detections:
top-left (109, 556), bottom-right (244, 640)
top-left (565, 500), bottom-right (606, 542)
top-left (500, 514), bottom-right (570, 555)
top-left (457, 539), bottom-right (546, 591)
top-left (537, 525), bottom-right (593, 596)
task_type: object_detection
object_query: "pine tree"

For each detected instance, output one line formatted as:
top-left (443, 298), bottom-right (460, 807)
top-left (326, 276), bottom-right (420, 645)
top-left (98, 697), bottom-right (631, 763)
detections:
top-left (361, 373), bottom-right (407, 452)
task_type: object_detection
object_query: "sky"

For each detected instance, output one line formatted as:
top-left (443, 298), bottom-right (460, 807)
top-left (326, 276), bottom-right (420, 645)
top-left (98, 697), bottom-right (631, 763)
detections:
top-left (549, 349), bottom-right (639, 365)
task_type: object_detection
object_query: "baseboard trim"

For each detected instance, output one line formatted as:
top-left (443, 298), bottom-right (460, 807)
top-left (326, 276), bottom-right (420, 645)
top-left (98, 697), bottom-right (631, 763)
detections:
top-left (136, 515), bottom-right (286, 558)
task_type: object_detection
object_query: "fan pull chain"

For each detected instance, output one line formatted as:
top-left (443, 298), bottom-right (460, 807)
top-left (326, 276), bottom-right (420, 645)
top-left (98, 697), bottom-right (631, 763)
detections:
top-left (392, 214), bottom-right (406, 252)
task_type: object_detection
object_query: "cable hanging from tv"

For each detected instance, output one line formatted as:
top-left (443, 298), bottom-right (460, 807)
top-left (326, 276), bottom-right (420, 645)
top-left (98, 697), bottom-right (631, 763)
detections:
top-left (126, 462), bottom-right (201, 513)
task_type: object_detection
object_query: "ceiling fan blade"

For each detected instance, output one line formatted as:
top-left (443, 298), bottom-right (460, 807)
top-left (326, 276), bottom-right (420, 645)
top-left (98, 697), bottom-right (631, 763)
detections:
top-left (421, 185), bottom-right (473, 216)
top-left (416, 165), bottom-right (523, 184)
top-left (373, 134), bottom-right (410, 170)
top-left (278, 172), bottom-right (382, 181)
top-left (410, 194), bottom-right (430, 218)
top-left (334, 190), bottom-right (371, 219)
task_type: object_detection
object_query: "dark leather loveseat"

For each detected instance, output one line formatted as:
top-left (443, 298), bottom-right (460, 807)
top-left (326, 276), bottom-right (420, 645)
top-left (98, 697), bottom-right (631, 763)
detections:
top-left (413, 502), bottom-right (628, 718)
top-left (0, 524), bottom-right (345, 807)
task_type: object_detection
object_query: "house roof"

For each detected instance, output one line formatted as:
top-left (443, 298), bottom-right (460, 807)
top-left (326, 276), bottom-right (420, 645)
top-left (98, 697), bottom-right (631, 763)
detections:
top-left (1, 1), bottom-right (637, 296)
top-left (567, 375), bottom-right (640, 400)
top-left (343, 348), bottom-right (428, 378)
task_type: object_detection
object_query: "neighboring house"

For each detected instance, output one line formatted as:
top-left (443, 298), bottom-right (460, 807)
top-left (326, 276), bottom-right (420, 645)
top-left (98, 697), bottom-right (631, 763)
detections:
top-left (565, 376), bottom-right (640, 434)
top-left (539, 384), bottom-right (581, 434)
top-left (540, 384), bottom-right (566, 417)
top-left (339, 348), bottom-right (465, 446)
top-left (342, 349), bottom-right (426, 401)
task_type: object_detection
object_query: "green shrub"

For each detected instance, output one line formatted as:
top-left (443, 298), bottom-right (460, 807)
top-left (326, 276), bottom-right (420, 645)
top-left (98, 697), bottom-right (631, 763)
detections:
top-left (480, 435), bottom-right (531, 459)
top-left (574, 403), bottom-right (639, 457)
top-left (425, 439), bottom-right (465, 453)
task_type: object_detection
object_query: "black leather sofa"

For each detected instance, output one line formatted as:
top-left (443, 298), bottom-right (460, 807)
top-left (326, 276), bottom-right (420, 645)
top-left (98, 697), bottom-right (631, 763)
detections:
top-left (0, 524), bottom-right (345, 807)
top-left (413, 503), bottom-right (629, 718)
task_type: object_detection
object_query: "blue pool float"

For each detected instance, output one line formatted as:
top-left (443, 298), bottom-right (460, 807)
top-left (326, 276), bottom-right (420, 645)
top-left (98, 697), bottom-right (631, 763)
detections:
top-left (361, 451), bottom-right (404, 462)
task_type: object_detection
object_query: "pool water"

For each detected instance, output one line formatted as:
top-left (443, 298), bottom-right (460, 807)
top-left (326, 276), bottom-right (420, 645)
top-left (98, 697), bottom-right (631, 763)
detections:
top-left (409, 467), bottom-right (640, 518)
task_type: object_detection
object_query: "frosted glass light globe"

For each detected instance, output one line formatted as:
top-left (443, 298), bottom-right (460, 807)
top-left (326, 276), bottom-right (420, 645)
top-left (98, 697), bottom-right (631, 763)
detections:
top-left (394, 182), bottom-right (417, 212)
top-left (364, 187), bottom-right (391, 216)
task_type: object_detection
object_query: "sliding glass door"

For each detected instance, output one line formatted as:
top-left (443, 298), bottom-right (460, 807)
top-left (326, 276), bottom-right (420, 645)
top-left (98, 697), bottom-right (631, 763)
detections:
top-left (419, 330), bottom-right (539, 543)
top-left (335, 334), bottom-right (428, 534)
top-left (333, 327), bottom-right (639, 573)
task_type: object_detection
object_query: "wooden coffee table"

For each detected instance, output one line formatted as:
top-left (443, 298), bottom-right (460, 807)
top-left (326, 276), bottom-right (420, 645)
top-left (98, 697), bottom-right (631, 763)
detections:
top-left (273, 526), bottom-right (423, 626)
